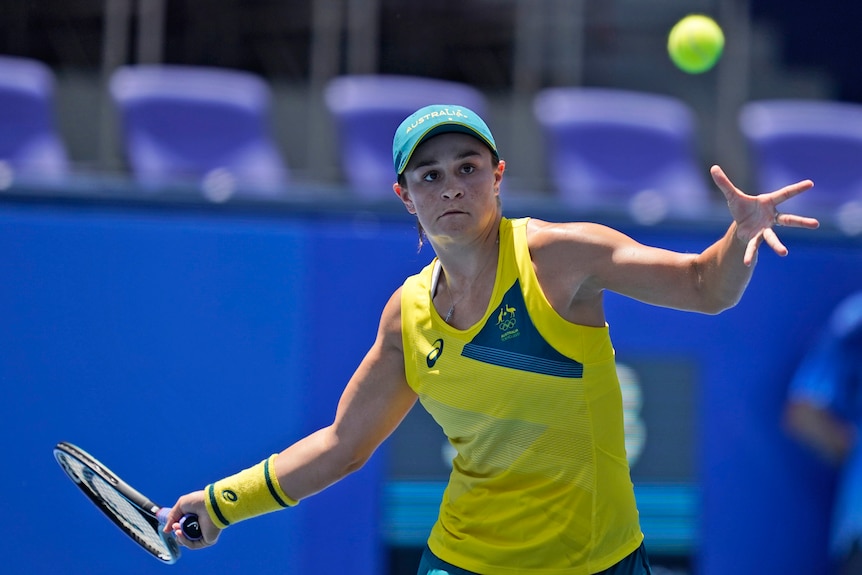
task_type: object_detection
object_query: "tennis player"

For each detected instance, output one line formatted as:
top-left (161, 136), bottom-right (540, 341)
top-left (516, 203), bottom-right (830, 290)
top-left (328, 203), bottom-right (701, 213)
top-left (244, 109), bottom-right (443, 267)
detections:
top-left (165, 104), bottom-right (819, 574)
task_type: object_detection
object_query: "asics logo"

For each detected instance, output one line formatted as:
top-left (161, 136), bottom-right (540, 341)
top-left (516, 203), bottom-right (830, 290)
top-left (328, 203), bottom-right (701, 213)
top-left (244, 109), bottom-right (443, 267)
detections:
top-left (426, 338), bottom-right (444, 368)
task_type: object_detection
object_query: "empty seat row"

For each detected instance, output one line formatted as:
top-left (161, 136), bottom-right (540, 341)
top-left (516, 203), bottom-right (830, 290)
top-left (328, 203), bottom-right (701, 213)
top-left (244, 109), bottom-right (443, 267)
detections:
top-left (2, 54), bottom-right (860, 222)
top-left (110, 65), bottom-right (289, 197)
top-left (0, 55), bottom-right (69, 184)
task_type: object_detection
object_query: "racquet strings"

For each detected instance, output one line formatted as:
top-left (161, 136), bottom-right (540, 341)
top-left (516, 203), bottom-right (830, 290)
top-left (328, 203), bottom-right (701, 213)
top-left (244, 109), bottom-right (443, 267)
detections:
top-left (56, 450), bottom-right (178, 562)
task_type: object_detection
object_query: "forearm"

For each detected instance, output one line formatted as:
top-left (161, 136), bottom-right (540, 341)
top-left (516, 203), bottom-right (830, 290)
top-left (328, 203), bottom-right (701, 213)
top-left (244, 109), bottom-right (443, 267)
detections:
top-left (193, 298), bottom-right (413, 536)
top-left (273, 425), bottom-right (365, 501)
top-left (200, 426), bottom-right (365, 530)
top-left (785, 401), bottom-right (856, 465)
top-left (693, 222), bottom-right (755, 313)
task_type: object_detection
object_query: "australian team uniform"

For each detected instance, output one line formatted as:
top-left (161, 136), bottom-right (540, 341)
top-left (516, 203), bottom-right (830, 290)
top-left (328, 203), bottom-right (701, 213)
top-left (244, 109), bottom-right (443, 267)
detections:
top-left (400, 217), bottom-right (644, 574)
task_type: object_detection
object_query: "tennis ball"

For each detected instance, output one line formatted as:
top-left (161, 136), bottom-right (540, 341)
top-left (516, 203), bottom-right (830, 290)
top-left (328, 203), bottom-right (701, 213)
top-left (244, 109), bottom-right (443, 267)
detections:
top-left (667, 14), bottom-right (725, 74)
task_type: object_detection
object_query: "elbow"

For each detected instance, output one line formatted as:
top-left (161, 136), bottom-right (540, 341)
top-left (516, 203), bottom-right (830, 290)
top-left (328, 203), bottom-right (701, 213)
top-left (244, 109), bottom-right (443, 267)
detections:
top-left (704, 293), bottom-right (743, 315)
top-left (328, 434), bottom-right (374, 478)
top-left (693, 298), bottom-right (727, 315)
top-left (690, 257), bottom-right (750, 315)
top-left (783, 402), bottom-right (806, 436)
top-left (340, 451), bottom-right (372, 476)
top-left (691, 289), bottom-right (741, 315)
top-left (320, 453), bottom-right (368, 487)
top-left (693, 274), bottom-right (747, 315)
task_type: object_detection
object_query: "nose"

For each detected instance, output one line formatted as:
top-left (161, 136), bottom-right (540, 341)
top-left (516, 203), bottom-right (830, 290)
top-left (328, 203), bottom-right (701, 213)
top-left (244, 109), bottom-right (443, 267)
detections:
top-left (442, 182), bottom-right (465, 200)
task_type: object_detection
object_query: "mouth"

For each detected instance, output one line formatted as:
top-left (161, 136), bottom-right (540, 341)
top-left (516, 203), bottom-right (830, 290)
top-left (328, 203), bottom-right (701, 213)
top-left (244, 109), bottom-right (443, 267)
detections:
top-left (439, 209), bottom-right (466, 219)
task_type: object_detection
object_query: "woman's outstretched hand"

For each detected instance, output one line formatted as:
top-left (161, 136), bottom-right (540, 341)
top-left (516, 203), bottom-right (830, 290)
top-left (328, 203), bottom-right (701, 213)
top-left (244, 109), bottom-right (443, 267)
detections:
top-left (710, 165), bottom-right (820, 266)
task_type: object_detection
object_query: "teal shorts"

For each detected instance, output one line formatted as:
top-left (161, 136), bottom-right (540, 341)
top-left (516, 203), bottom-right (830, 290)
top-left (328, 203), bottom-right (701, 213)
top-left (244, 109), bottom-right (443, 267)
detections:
top-left (417, 542), bottom-right (652, 575)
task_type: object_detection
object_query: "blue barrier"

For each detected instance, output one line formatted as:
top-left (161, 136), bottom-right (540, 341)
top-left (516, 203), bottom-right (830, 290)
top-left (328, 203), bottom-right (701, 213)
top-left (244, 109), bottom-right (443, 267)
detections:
top-left (1, 197), bottom-right (859, 574)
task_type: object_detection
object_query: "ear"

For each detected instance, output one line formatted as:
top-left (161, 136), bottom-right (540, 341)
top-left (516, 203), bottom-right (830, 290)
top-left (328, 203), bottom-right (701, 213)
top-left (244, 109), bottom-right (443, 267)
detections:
top-left (494, 160), bottom-right (506, 194)
top-left (394, 182), bottom-right (416, 214)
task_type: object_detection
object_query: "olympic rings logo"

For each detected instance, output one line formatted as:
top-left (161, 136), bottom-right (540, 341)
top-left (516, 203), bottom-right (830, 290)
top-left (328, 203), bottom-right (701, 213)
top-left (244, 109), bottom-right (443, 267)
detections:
top-left (497, 303), bottom-right (518, 331)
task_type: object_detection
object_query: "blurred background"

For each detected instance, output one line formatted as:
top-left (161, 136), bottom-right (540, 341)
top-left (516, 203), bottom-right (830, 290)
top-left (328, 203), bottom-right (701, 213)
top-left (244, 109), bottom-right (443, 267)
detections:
top-left (3, 0), bottom-right (861, 195)
top-left (2, 1), bottom-right (862, 574)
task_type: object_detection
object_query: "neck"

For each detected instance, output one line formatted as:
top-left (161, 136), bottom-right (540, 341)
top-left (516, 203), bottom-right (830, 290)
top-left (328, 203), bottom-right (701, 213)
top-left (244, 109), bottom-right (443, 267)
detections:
top-left (437, 231), bottom-right (500, 324)
top-left (434, 219), bottom-right (501, 283)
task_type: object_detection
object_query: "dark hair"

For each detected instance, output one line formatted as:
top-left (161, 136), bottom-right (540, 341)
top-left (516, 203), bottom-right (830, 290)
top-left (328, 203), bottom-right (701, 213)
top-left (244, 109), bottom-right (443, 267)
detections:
top-left (398, 155), bottom-right (501, 252)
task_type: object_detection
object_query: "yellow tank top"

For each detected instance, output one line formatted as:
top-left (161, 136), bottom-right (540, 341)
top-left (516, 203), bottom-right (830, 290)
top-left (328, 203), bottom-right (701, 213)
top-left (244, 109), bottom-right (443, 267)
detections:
top-left (400, 217), bottom-right (642, 574)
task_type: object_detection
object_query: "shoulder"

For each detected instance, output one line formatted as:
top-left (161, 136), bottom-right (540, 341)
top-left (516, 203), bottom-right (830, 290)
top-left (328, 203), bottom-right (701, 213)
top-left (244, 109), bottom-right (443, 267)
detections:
top-left (525, 218), bottom-right (633, 261)
top-left (523, 218), bottom-right (651, 302)
top-left (400, 259), bottom-right (436, 300)
top-left (376, 286), bottom-right (406, 353)
top-left (382, 285), bottom-right (404, 323)
top-left (526, 217), bottom-right (627, 244)
top-left (829, 291), bottom-right (862, 339)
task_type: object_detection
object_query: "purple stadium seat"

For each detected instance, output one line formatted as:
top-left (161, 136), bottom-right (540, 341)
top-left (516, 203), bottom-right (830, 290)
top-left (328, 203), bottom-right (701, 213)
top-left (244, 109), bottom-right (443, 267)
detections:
top-left (533, 87), bottom-right (712, 222)
top-left (739, 99), bottom-right (862, 217)
top-left (110, 65), bottom-right (288, 197)
top-left (0, 55), bottom-right (69, 184)
top-left (324, 75), bottom-right (488, 199)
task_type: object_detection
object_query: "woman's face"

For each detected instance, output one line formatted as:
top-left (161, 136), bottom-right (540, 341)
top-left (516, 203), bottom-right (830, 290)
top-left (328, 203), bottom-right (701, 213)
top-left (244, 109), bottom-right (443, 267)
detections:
top-left (395, 132), bottom-right (504, 245)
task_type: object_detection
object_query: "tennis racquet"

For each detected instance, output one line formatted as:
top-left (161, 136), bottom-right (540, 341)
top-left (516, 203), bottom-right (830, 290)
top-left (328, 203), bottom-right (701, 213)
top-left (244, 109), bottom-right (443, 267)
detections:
top-left (53, 441), bottom-right (202, 564)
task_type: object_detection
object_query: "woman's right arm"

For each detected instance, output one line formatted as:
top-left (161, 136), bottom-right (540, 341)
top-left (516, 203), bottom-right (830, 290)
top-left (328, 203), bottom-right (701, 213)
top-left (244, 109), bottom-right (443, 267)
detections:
top-left (273, 286), bottom-right (418, 498)
top-left (164, 287), bottom-right (418, 547)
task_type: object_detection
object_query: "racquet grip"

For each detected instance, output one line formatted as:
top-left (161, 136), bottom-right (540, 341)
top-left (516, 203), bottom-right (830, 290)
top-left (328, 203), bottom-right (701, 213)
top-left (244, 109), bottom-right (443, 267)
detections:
top-left (156, 508), bottom-right (203, 541)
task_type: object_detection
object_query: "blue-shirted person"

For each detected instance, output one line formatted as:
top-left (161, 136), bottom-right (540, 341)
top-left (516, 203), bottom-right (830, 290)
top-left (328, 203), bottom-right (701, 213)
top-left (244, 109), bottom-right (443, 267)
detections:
top-left (785, 292), bottom-right (862, 575)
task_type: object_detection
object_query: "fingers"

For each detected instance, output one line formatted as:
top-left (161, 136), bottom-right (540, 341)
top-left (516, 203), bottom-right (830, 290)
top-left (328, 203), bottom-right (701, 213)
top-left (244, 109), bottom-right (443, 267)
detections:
top-left (775, 212), bottom-right (821, 230)
top-left (767, 178), bottom-right (815, 204)
top-left (711, 164), bottom-right (819, 265)
top-left (709, 165), bottom-right (737, 201)
top-left (161, 492), bottom-right (220, 549)
top-left (711, 164), bottom-right (817, 214)
top-left (172, 523), bottom-right (217, 549)
top-left (743, 226), bottom-right (792, 266)
top-left (170, 520), bottom-right (220, 549)
top-left (768, 172), bottom-right (820, 230)
top-left (744, 235), bottom-right (760, 267)
top-left (763, 226), bottom-right (788, 257)
top-left (161, 504), bottom-right (183, 534)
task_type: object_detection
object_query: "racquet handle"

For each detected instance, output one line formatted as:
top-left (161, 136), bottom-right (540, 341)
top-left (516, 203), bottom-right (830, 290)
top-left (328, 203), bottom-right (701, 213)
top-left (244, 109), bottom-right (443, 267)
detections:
top-left (179, 514), bottom-right (203, 541)
top-left (156, 508), bottom-right (203, 541)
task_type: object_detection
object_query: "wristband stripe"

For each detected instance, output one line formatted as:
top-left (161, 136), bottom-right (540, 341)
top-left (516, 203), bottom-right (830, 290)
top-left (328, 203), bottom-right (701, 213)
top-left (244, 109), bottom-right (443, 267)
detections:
top-left (207, 483), bottom-right (231, 527)
top-left (264, 457), bottom-right (291, 508)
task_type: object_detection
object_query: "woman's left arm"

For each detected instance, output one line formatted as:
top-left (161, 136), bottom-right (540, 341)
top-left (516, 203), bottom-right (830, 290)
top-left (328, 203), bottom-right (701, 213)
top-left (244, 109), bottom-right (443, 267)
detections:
top-left (568, 165), bottom-right (819, 315)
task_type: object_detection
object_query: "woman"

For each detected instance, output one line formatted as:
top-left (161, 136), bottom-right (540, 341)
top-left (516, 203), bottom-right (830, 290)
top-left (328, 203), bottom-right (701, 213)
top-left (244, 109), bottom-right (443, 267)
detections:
top-left (165, 104), bottom-right (819, 574)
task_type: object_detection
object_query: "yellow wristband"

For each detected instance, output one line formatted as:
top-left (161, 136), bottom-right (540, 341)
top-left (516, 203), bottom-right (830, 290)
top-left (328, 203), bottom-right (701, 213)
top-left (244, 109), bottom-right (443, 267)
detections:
top-left (204, 454), bottom-right (298, 529)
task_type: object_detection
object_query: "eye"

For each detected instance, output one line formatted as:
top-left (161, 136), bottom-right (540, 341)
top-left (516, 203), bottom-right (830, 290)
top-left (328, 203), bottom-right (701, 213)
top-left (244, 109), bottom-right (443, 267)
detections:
top-left (422, 170), bottom-right (439, 182)
top-left (460, 164), bottom-right (476, 175)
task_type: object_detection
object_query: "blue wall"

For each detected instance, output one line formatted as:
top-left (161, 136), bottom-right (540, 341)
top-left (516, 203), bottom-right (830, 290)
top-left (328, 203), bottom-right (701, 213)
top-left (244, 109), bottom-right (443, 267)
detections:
top-left (599, 226), bottom-right (862, 574)
top-left (0, 201), bottom-right (425, 575)
top-left (1, 198), bottom-right (860, 574)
